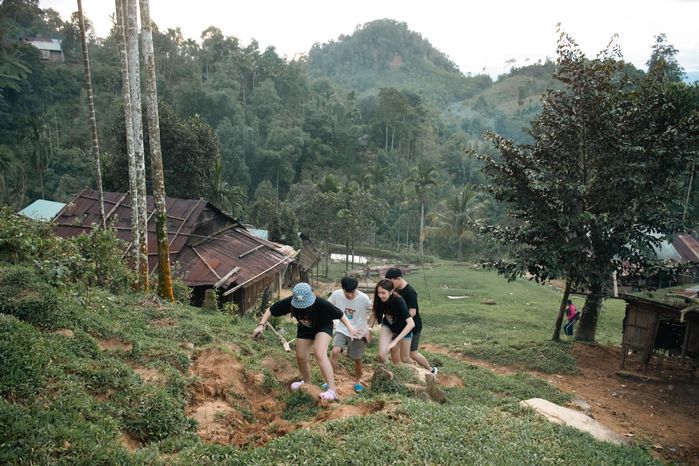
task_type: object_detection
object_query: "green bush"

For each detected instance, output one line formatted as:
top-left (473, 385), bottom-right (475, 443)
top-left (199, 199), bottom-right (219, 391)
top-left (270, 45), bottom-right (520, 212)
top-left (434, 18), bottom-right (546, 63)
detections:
top-left (0, 314), bottom-right (51, 399)
top-left (172, 278), bottom-right (193, 304)
top-left (282, 390), bottom-right (321, 421)
top-left (0, 397), bottom-right (133, 465)
top-left (0, 208), bottom-right (133, 292)
top-left (0, 265), bottom-right (69, 328)
top-left (117, 384), bottom-right (195, 443)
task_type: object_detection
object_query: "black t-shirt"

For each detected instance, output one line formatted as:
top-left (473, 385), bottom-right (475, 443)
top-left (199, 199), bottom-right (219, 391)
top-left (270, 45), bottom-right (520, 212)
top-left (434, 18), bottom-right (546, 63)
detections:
top-left (377, 295), bottom-right (411, 335)
top-left (395, 283), bottom-right (421, 333)
top-left (270, 296), bottom-right (342, 328)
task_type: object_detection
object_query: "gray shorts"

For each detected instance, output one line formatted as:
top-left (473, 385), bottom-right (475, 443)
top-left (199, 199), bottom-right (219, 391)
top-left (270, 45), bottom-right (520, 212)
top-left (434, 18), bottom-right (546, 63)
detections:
top-left (333, 332), bottom-right (367, 360)
top-left (410, 332), bottom-right (421, 352)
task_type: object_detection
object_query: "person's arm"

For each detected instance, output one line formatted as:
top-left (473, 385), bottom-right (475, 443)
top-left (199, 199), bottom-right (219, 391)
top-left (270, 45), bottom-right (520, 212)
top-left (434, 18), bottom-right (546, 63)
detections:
top-left (388, 317), bottom-right (415, 349)
top-left (339, 314), bottom-right (360, 338)
top-left (404, 288), bottom-right (418, 318)
top-left (252, 308), bottom-right (272, 339)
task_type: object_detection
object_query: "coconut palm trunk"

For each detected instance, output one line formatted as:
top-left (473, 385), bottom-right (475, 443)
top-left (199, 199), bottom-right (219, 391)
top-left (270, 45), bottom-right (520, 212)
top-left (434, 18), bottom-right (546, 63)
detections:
top-left (139, 0), bottom-right (173, 301)
top-left (77, 0), bottom-right (105, 228)
top-left (125, 0), bottom-right (149, 290)
top-left (115, 0), bottom-right (141, 275)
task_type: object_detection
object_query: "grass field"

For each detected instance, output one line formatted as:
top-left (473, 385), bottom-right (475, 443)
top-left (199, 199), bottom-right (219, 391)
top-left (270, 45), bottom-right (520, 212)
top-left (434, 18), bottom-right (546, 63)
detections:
top-left (1, 262), bottom-right (660, 465)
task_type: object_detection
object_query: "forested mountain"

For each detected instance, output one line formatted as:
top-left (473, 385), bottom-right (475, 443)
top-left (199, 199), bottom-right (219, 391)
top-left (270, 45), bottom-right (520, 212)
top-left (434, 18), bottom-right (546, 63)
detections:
top-left (308, 19), bottom-right (493, 104)
top-left (1, 3), bottom-right (696, 262)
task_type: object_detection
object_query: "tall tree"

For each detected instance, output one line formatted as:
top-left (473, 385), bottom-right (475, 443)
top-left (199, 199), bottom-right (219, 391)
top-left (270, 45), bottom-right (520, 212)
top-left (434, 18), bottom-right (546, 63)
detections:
top-left (407, 162), bottom-right (438, 257)
top-left (114, 0), bottom-right (141, 276)
top-left (76, 0), bottom-right (105, 228)
top-left (139, 0), bottom-right (173, 301)
top-left (481, 31), bottom-right (698, 342)
top-left (126, 0), bottom-right (149, 290)
top-left (428, 185), bottom-right (482, 262)
top-left (646, 33), bottom-right (685, 83)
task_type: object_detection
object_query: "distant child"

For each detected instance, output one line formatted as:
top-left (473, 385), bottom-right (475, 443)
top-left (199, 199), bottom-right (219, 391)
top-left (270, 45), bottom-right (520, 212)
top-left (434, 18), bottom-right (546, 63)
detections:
top-left (253, 282), bottom-right (359, 401)
top-left (564, 299), bottom-right (579, 336)
top-left (372, 279), bottom-right (415, 364)
top-left (327, 276), bottom-right (373, 393)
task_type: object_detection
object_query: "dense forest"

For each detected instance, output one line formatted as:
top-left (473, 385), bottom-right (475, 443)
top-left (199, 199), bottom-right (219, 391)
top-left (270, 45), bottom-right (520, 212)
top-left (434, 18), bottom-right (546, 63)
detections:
top-left (1, 0), bottom-right (697, 263)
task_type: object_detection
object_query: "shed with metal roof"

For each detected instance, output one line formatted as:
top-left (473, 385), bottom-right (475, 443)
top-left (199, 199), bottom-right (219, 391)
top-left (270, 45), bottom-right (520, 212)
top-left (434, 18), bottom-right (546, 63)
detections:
top-left (53, 188), bottom-right (294, 312)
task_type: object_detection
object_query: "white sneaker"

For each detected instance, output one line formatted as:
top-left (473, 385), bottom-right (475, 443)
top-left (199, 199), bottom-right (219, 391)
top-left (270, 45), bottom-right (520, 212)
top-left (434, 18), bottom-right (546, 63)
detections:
top-left (290, 380), bottom-right (305, 390)
top-left (431, 367), bottom-right (439, 375)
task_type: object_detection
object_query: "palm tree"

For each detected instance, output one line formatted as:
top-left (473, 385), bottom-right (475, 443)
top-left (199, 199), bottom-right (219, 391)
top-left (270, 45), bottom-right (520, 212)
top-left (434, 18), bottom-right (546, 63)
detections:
top-left (77, 0), bottom-right (105, 228)
top-left (126, 0), bottom-right (149, 291)
top-left (428, 185), bottom-right (482, 262)
top-left (407, 163), bottom-right (438, 257)
top-left (139, 0), bottom-right (173, 301)
top-left (208, 159), bottom-right (247, 218)
top-left (114, 0), bottom-right (141, 278)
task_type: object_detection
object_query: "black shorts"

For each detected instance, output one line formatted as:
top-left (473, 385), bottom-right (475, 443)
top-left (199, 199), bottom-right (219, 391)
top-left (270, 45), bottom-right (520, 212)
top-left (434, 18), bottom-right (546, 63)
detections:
top-left (410, 331), bottom-right (421, 352)
top-left (296, 322), bottom-right (334, 340)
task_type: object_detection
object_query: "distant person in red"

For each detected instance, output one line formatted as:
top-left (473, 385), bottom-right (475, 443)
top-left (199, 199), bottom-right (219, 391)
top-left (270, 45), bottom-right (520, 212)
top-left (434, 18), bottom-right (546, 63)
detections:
top-left (564, 299), bottom-right (579, 336)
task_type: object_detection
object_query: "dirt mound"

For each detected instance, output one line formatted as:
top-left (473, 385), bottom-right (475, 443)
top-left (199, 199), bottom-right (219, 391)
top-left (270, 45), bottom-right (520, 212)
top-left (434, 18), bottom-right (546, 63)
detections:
top-left (96, 338), bottom-right (132, 352)
top-left (133, 367), bottom-right (163, 385)
top-left (186, 348), bottom-right (392, 447)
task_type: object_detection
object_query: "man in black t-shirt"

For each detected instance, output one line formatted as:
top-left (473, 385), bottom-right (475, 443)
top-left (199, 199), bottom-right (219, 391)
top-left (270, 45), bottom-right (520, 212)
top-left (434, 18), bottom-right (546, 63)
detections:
top-left (385, 268), bottom-right (438, 375)
top-left (253, 282), bottom-right (359, 401)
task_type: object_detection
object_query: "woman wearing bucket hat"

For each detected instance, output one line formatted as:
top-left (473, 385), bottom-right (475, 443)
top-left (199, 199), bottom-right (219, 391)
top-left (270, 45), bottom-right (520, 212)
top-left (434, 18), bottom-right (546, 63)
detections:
top-left (253, 282), bottom-right (360, 401)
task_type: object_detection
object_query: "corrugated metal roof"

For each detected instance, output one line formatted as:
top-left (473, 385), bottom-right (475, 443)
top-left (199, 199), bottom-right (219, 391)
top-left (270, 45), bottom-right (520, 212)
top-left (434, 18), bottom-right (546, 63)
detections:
top-left (19, 199), bottom-right (65, 220)
top-left (53, 188), bottom-right (293, 290)
top-left (24, 38), bottom-right (63, 52)
top-left (674, 233), bottom-right (699, 263)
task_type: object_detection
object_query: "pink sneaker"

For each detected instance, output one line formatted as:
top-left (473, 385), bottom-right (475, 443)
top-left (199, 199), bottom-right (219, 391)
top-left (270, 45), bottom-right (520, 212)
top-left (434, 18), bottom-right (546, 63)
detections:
top-left (290, 380), bottom-right (305, 390)
top-left (319, 389), bottom-right (337, 401)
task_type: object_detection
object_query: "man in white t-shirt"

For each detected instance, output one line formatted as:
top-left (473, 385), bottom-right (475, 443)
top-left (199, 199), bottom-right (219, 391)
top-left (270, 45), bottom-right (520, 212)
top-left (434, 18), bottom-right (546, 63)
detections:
top-left (327, 276), bottom-right (373, 392)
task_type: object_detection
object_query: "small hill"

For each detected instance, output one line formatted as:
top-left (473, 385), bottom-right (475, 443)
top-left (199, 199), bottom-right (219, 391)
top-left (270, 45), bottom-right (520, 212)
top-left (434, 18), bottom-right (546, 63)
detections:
top-left (444, 62), bottom-right (559, 143)
top-left (307, 19), bottom-right (493, 103)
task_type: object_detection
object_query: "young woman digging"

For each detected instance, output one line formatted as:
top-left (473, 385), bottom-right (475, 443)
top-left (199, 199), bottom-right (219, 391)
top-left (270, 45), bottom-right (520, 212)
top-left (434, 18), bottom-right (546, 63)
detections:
top-left (253, 282), bottom-right (359, 401)
top-left (372, 279), bottom-right (415, 365)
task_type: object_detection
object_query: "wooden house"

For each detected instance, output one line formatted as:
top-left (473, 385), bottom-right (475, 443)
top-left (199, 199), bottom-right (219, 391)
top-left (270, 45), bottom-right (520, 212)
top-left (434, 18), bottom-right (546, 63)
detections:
top-left (53, 188), bottom-right (296, 312)
top-left (619, 294), bottom-right (699, 378)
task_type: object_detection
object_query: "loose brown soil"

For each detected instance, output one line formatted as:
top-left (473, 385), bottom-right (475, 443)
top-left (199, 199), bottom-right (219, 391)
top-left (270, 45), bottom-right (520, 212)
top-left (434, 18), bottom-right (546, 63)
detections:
top-left (423, 343), bottom-right (699, 465)
top-left (184, 346), bottom-right (460, 448)
top-left (181, 336), bottom-right (697, 463)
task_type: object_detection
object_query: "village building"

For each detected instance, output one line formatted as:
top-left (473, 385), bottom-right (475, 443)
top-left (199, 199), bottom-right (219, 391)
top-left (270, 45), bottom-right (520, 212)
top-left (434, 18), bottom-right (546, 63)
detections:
top-left (52, 188), bottom-right (316, 312)
top-left (20, 37), bottom-right (64, 63)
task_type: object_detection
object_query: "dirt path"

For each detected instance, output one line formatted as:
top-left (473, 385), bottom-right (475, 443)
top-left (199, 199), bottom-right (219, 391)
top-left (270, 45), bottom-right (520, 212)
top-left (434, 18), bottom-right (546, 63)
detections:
top-left (422, 343), bottom-right (699, 465)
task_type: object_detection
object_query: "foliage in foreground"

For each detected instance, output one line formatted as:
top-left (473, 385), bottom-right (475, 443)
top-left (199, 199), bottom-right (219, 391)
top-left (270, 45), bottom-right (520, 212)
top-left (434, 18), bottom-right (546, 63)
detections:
top-left (0, 259), bottom-right (661, 465)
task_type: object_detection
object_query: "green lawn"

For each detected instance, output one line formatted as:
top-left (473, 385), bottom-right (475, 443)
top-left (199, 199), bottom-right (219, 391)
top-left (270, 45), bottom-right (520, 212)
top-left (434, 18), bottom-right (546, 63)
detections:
top-left (0, 263), bottom-right (659, 465)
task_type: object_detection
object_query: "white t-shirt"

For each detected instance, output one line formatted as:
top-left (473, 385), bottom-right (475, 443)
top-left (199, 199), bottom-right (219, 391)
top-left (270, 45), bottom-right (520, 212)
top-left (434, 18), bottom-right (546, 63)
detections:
top-left (328, 289), bottom-right (372, 338)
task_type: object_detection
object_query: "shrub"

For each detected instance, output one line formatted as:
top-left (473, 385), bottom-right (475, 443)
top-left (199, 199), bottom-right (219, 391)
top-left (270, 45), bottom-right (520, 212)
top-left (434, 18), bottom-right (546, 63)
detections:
top-left (117, 384), bottom-right (195, 443)
top-left (0, 314), bottom-right (50, 399)
top-left (0, 265), bottom-right (69, 328)
top-left (282, 390), bottom-right (320, 421)
top-left (0, 207), bottom-right (134, 292)
top-left (172, 278), bottom-right (193, 304)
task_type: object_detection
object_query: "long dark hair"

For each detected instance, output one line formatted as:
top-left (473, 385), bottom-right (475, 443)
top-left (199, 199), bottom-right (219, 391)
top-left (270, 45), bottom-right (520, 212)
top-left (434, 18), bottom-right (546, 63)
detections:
top-left (373, 279), bottom-right (395, 323)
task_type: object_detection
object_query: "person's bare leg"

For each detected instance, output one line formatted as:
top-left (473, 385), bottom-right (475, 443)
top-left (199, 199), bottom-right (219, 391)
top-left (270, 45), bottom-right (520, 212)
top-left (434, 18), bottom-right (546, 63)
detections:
top-left (378, 326), bottom-right (393, 364)
top-left (390, 345), bottom-right (401, 364)
top-left (329, 345), bottom-right (342, 371)
top-left (295, 338), bottom-right (313, 383)
top-left (353, 359), bottom-right (363, 384)
top-left (410, 350), bottom-right (432, 370)
top-left (314, 332), bottom-right (336, 391)
top-left (400, 340), bottom-right (413, 364)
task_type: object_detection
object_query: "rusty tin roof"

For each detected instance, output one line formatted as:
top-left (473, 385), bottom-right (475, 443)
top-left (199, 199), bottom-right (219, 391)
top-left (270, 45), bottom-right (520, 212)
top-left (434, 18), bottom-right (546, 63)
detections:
top-left (54, 188), bottom-right (292, 290)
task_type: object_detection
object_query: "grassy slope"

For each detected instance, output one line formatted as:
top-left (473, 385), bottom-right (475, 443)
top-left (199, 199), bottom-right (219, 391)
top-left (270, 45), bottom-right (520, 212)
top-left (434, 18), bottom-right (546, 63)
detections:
top-left (1, 264), bottom-right (656, 465)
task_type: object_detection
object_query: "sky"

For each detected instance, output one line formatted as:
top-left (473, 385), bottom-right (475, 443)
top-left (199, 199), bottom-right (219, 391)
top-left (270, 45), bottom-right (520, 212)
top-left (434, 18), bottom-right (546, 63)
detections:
top-left (40, 0), bottom-right (699, 80)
